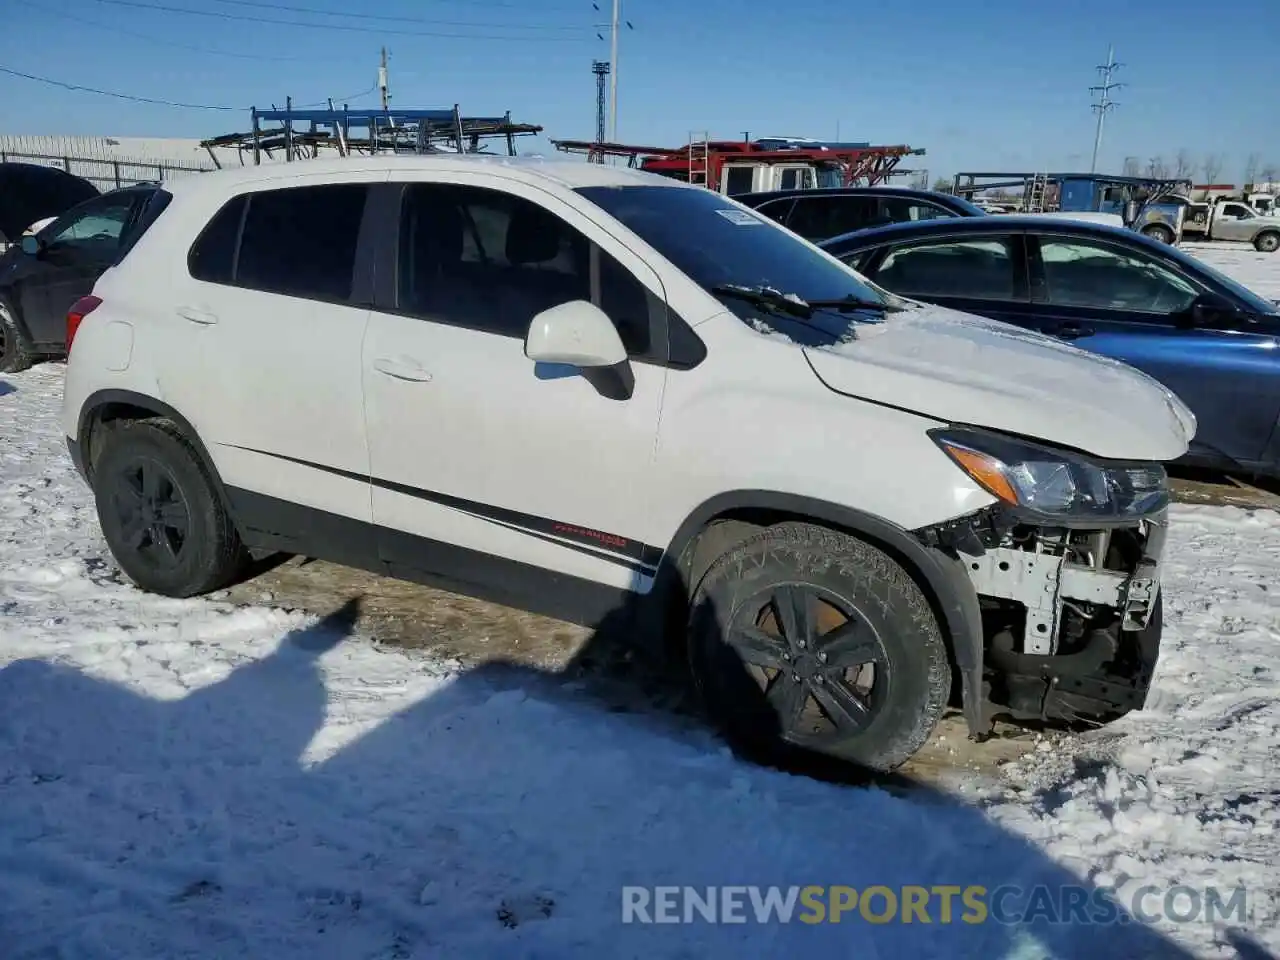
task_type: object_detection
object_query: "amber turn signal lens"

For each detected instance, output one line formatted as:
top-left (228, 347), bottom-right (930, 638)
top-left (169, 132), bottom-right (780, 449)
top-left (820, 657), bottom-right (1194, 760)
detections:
top-left (940, 443), bottom-right (1020, 505)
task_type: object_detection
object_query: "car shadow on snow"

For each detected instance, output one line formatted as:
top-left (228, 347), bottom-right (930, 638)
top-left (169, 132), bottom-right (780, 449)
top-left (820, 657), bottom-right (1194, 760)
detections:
top-left (0, 591), bottom-right (1233, 960)
top-left (0, 380), bottom-right (16, 397)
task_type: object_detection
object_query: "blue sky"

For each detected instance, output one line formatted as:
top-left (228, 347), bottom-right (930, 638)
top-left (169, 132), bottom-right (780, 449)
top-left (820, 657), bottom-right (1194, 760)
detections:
top-left (1, 0), bottom-right (1277, 181)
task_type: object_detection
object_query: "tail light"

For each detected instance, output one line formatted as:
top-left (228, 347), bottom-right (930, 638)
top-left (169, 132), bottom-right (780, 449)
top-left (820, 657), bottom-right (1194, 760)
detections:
top-left (66, 295), bottom-right (102, 354)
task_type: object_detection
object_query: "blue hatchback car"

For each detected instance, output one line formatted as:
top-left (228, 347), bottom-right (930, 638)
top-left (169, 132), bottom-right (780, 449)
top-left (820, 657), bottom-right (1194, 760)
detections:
top-left (820, 216), bottom-right (1280, 476)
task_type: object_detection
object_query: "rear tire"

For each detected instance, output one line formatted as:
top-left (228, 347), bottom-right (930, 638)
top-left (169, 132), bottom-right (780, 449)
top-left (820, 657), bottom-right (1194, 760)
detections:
top-left (687, 522), bottom-right (951, 773)
top-left (1254, 231), bottom-right (1280, 253)
top-left (91, 418), bottom-right (247, 597)
top-left (0, 298), bottom-right (33, 374)
top-left (1142, 224), bottom-right (1174, 245)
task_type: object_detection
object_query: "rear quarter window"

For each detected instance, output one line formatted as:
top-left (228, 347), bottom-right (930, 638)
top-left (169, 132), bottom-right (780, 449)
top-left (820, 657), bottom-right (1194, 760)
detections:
top-left (187, 194), bottom-right (246, 285)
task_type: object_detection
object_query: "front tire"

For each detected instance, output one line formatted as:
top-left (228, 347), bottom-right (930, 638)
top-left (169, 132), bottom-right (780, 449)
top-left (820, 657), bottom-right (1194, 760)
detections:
top-left (91, 418), bottom-right (247, 597)
top-left (1254, 231), bottom-right (1280, 253)
top-left (1142, 224), bottom-right (1174, 245)
top-left (687, 522), bottom-right (951, 773)
top-left (0, 298), bottom-right (34, 374)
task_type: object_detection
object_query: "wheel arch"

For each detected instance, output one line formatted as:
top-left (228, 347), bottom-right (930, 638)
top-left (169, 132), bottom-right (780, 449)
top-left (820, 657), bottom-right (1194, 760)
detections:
top-left (77, 389), bottom-right (234, 514)
top-left (658, 490), bottom-right (989, 736)
top-left (1254, 228), bottom-right (1280, 249)
top-left (0, 290), bottom-right (38, 350)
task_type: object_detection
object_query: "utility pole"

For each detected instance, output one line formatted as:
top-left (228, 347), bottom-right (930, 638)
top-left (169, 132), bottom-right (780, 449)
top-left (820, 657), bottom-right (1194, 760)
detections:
top-left (379, 46), bottom-right (390, 111)
top-left (1089, 45), bottom-right (1123, 174)
top-left (608, 0), bottom-right (620, 142)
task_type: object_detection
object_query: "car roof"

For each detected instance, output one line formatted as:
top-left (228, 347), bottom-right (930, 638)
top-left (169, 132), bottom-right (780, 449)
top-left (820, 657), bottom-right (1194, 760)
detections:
top-left (158, 154), bottom-right (685, 199)
top-left (819, 214), bottom-right (1147, 250)
top-left (739, 186), bottom-right (961, 204)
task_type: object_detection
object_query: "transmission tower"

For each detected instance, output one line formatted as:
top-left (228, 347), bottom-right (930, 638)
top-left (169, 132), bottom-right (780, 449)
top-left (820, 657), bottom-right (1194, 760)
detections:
top-left (1089, 45), bottom-right (1124, 174)
top-left (592, 60), bottom-right (610, 161)
top-left (592, 0), bottom-right (633, 142)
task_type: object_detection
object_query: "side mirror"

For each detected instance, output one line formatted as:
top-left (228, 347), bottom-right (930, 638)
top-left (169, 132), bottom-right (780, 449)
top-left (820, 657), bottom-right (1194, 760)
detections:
top-left (1183, 292), bottom-right (1240, 329)
top-left (524, 300), bottom-right (633, 400)
top-left (525, 300), bottom-right (627, 367)
top-left (20, 235), bottom-right (41, 257)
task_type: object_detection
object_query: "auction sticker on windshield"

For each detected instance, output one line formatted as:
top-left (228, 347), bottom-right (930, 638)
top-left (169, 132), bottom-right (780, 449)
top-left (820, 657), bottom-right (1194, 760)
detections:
top-left (715, 209), bottom-right (764, 225)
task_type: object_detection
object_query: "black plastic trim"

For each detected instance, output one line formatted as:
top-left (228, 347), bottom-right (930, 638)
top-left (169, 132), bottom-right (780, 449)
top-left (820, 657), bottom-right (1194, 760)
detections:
top-left (221, 443), bottom-right (664, 574)
top-left (227, 487), bottom-right (633, 628)
top-left (76, 389), bottom-right (237, 517)
top-left (66, 436), bottom-right (86, 482)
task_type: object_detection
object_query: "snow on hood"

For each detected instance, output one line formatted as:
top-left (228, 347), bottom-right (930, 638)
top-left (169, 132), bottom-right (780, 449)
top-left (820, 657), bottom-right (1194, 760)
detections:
top-left (804, 301), bottom-right (1196, 462)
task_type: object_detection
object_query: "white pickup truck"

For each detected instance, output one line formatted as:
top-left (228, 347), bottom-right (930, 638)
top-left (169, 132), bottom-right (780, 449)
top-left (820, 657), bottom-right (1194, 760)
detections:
top-left (1181, 198), bottom-right (1280, 251)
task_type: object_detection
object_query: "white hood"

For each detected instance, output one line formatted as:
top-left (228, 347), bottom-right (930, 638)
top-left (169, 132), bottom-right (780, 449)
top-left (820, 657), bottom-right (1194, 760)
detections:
top-left (802, 302), bottom-right (1196, 461)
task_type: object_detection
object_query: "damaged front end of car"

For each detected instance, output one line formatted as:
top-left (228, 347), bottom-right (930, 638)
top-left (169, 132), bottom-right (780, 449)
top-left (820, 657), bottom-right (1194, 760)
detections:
top-left (915, 426), bottom-right (1170, 736)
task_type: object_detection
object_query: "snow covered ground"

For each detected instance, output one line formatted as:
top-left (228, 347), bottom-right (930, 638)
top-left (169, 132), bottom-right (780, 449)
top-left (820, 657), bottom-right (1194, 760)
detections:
top-left (2, 245), bottom-right (1279, 958)
top-left (1183, 241), bottom-right (1280, 302)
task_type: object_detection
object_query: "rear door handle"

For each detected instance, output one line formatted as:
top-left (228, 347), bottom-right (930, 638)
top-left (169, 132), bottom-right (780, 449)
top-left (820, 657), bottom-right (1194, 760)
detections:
top-left (373, 357), bottom-right (433, 382)
top-left (176, 306), bottom-right (218, 325)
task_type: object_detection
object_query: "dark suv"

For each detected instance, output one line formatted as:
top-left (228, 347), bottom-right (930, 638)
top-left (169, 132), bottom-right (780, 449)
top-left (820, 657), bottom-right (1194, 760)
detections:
top-left (0, 183), bottom-right (167, 372)
top-left (736, 186), bottom-right (987, 243)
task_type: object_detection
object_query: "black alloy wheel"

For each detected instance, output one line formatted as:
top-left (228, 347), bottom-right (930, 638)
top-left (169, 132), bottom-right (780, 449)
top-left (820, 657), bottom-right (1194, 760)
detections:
top-left (725, 582), bottom-right (887, 747)
top-left (109, 455), bottom-right (191, 569)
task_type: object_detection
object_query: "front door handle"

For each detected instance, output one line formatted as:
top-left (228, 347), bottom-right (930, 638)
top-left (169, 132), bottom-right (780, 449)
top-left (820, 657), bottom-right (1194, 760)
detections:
top-left (1052, 321), bottom-right (1095, 340)
top-left (176, 306), bottom-right (218, 325)
top-left (373, 357), bottom-right (433, 382)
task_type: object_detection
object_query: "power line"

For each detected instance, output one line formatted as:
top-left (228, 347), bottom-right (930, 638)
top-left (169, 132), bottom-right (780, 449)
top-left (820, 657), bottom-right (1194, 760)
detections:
top-left (86, 0), bottom-right (594, 40)
top-left (0, 64), bottom-right (377, 112)
top-left (0, 65), bottom-right (240, 110)
top-left (219, 0), bottom-right (584, 10)
top-left (29, 3), bottom-right (317, 61)
top-left (205, 0), bottom-right (586, 30)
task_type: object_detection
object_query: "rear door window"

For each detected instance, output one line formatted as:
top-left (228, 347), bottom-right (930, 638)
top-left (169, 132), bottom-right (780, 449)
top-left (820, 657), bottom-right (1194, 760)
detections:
top-left (878, 197), bottom-right (957, 223)
top-left (235, 184), bottom-right (369, 302)
top-left (1034, 238), bottom-right (1199, 315)
top-left (787, 195), bottom-right (877, 241)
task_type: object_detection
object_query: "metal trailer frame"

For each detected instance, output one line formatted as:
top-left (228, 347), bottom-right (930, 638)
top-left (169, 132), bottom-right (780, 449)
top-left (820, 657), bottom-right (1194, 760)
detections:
top-left (200, 102), bottom-right (542, 168)
top-left (550, 138), bottom-right (925, 190)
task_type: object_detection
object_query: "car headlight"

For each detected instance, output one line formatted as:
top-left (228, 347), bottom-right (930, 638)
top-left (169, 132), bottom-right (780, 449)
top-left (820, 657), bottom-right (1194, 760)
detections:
top-left (929, 427), bottom-right (1168, 521)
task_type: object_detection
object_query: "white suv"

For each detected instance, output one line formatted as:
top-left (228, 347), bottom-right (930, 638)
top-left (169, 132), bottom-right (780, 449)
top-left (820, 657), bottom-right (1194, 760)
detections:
top-left (61, 156), bottom-right (1194, 772)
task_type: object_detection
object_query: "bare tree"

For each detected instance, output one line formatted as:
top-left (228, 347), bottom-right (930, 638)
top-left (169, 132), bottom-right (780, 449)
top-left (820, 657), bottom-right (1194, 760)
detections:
top-left (1242, 152), bottom-right (1261, 187)
top-left (1202, 153), bottom-right (1224, 185)
top-left (1173, 149), bottom-right (1196, 180)
top-left (932, 176), bottom-right (953, 192)
top-left (1261, 164), bottom-right (1280, 188)
top-left (1122, 156), bottom-right (1141, 177)
top-left (1147, 156), bottom-right (1170, 179)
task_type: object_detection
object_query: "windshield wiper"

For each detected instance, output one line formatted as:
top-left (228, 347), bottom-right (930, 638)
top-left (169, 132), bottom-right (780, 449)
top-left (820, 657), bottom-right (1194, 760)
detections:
top-left (711, 283), bottom-right (814, 318)
top-left (805, 294), bottom-right (905, 314)
top-left (711, 284), bottom-right (897, 320)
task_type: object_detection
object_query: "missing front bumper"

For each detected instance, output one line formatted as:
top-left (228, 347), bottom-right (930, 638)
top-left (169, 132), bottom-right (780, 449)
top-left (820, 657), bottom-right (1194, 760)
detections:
top-left (919, 507), bottom-right (1168, 728)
